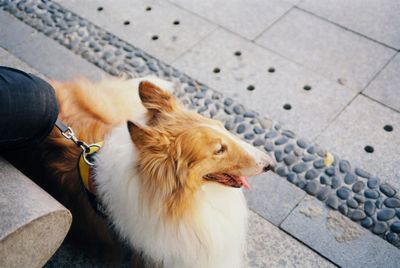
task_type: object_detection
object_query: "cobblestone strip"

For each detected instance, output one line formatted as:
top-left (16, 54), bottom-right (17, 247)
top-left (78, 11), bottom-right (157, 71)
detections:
top-left (2, 0), bottom-right (400, 248)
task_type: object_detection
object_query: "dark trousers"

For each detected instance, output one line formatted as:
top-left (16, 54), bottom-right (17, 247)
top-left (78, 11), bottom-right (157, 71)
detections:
top-left (0, 67), bottom-right (58, 151)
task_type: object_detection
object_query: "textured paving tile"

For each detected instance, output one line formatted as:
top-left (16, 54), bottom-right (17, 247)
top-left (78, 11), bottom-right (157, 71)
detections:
top-left (0, 11), bottom-right (105, 81)
top-left (316, 95), bottom-right (400, 189)
top-left (300, 0), bottom-right (400, 49)
top-left (56, 0), bottom-right (217, 63)
top-left (364, 53), bottom-right (400, 112)
top-left (173, 28), bottom-right (358, 140)
top-left (244, 173), bottom-right (305, 226)
top-left (246, 209), bottom-right (335, 267)
top-left (168, 0), bottom-right (293, 40)
top-left (281, 197), bottom-right (400, 268)
top-left (256, 8), bottom-right (396, 91)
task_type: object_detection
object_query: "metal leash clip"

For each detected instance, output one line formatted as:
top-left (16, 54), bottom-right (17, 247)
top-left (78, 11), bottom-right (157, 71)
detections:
top-left (55, 119), bottom-right (101, 166)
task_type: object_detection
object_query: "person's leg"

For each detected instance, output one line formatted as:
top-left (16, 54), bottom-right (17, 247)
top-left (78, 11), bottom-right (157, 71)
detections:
top-left (0, 66), bottom-right (59, 150)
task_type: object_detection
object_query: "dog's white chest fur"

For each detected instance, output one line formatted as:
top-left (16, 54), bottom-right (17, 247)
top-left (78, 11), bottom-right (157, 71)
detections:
top-left (94, 126), bottom-right (248, 267)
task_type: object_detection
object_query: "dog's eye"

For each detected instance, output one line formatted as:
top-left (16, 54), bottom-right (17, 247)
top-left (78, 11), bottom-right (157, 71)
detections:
top-left (214, 144), bottom-right (227, 155)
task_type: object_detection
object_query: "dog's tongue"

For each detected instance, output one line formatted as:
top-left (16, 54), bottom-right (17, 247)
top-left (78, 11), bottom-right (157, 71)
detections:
top-left (239, 176), bottom-right (250, 189)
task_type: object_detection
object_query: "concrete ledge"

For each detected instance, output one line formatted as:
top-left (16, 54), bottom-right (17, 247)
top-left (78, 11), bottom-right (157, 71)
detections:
top-left (0, 157), bottom-right (72, 268)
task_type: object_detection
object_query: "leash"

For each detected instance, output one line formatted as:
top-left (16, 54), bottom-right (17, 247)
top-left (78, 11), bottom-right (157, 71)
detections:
top-left (55, 119), bottom-right (102, 166)
top-left (55, 118), bottom-right (107, 217)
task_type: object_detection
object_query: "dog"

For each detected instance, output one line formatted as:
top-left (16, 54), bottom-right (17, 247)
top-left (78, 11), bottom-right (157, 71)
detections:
top-left (12, 76), bottom-right (274, 267)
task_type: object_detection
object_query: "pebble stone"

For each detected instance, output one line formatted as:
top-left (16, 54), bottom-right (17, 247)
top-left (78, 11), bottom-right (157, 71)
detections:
top-left (224, 98), bottom-right (233, 106)
top-left (292, 163), bottom-right (307, 173)
top-left (302, 155), bottom-right (316, 162)
top-left (354, 194), bottom-right (365, 203)
top-left (296, 139), bottom-right (308, 149)
top-left (387, 232), bottom-right (399, 244)
top-left (317, 186), bottom-right (331, 201)
top-left (236, 124), bottom-right (246, 134)
top-left (339, 204), bottom-right (348, 215)
top-left (253, 138), bottom-right (265, 147)
top-left (297, 180), bottom-right (307, 189)
top-left (344, 173), bottom-right (357, 184)
top-left (233, 105), bottom-right (244, 114)
top-left (294, 149), bottom-right (303, 157)
top-left (372, 222), bottom-right (388, 235)
top-left (365, 189), bottom-right (380, 199)
top-left (265, 131), bottom-right (278, 139)
top-left (307, 146), bottom-right (317, 154)
top-left (320, 175), bottom-right (330, 185)
top-left (282, 130), bottom-right (296, 139)
top-left (305, 180), bottom-right (319, 195)
top-left (377, 208), bottom-right (396, 221)
top-left (390, 222), bottom-right (400, 233)
top-left (326, 195), bottom-right (339, 209)
top-left (283, 155), bottom-right (297, 166)
top-left (305, 169), bottom-right (319, 180)
top-left (276, 166), bottom-right (288, 177)
top-left (274, 150), bottom-right (284, 162)
top-left (347, 198), bottom-right (359, 209)
top-left (253, 126), bottom-right (264, 134)
top-left (355, 168), bottom-right (372, 179)
top-left (352, 181), bottom-right (365, 193)
top-left (234, 116), bottom-right (244, 123)
top-left (337, 187), bottom-right (351, 200)
top-left (313, 159), bottom-right (325, 169)
top-left (384, 198), bottom-right (400, 208)
top-left (274, 136), bottom-right (288, 145)
top-left (361, 217), bottom-right (374, 228)
top-left (339, 160), bottom-right (351, 173)
top-left (367, 178), bottom-right (380, 189)
top-left (286, 172), bottom-right (297, 183)
top-left (380, 184), bottom-right (396, 197)
top-left (244, 133), bottom-right (254, 140)
top-left (349, 209), bottom-right (366, 221)
top-left (331, 176), bottom-right (342, 189)
top-left (264, 143), bottom-right (274, 152)
top-left (376, 198), bottom-right (384, 209)
top-left (364, 201), bottom-right (376, 217)
top-left (243, 111), bottom-right (255, 118)
top-left (224, 120), bottom-right (235, 131)
top-left (325, 167), bottom-right (336, 176)
top-left (284, 144), bottom-right (294, 154)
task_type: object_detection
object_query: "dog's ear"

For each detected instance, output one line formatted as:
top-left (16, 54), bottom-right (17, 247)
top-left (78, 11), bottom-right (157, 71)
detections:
top-left (138, 81), bottom-right (174, 113)
top-left (127, 121), bottom-right (170, 150)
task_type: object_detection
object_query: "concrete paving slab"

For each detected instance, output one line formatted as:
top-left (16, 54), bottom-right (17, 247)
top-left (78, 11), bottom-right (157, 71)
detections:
top-left (246, 209), bottom-right (335, 267)
top-left (364, 53), bottom-right (400, 112)
top-left (299, 0), bottom-right (400, 50)
top-left (168, 0), bottom-right (293, 40)
top-left (256, 8), bottom-right (396, 91)
top-left (316, 95), bottom-right (400, 189)
top-left (281, 196), bottom-right (400, 267)
top-left (244, 173), bottom-right (305, 226)
top-left (0, 47), bottom-right (45, 79)
top-left (56, 0), bottom-right (217, 64)
top-left (173, 28), bottom-right (358, 140)
top-left (0, 11), bottom-right (106, 81)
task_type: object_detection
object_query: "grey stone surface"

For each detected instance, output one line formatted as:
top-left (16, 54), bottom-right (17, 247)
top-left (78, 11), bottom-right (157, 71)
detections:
top-left (0, 47), bottom-right (45, 79)
top-left (56, 0), bottom-right (217, 63)
top-left (316, 95), bottom-right (400, 190)
top-left (168, 0), bottom-right (293, 40)
top-left (173, 28), bottom-right (357, 140)
top-left (299, 0), bottom-right (400, 49)
top-left (245, 210), bottom-right (335, 267)
top-left (364, 53), bottom-right (400, 112)
top-left (0, 158), bottom-right (72, 268)
top-left (244, 172), bottom-right (305, 225)
top-left (281, 197), bottom-right (400, 268)
top-left (0, 10), bottom-right (106, 81)
top-left (256, 8), bottom-right (396, 91)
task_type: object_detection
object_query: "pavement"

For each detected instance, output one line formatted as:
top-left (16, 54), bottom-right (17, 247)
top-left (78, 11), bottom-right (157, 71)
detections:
top-left (1, 0), bottom-right (400, 267)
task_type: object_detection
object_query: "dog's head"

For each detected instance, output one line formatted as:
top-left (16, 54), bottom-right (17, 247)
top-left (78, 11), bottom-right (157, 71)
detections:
top-left (128, 81), bottom-right (274, 218)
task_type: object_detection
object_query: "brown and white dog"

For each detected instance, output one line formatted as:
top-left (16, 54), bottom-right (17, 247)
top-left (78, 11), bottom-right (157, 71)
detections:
top-left (15, 77), bottom-right (274, 267)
